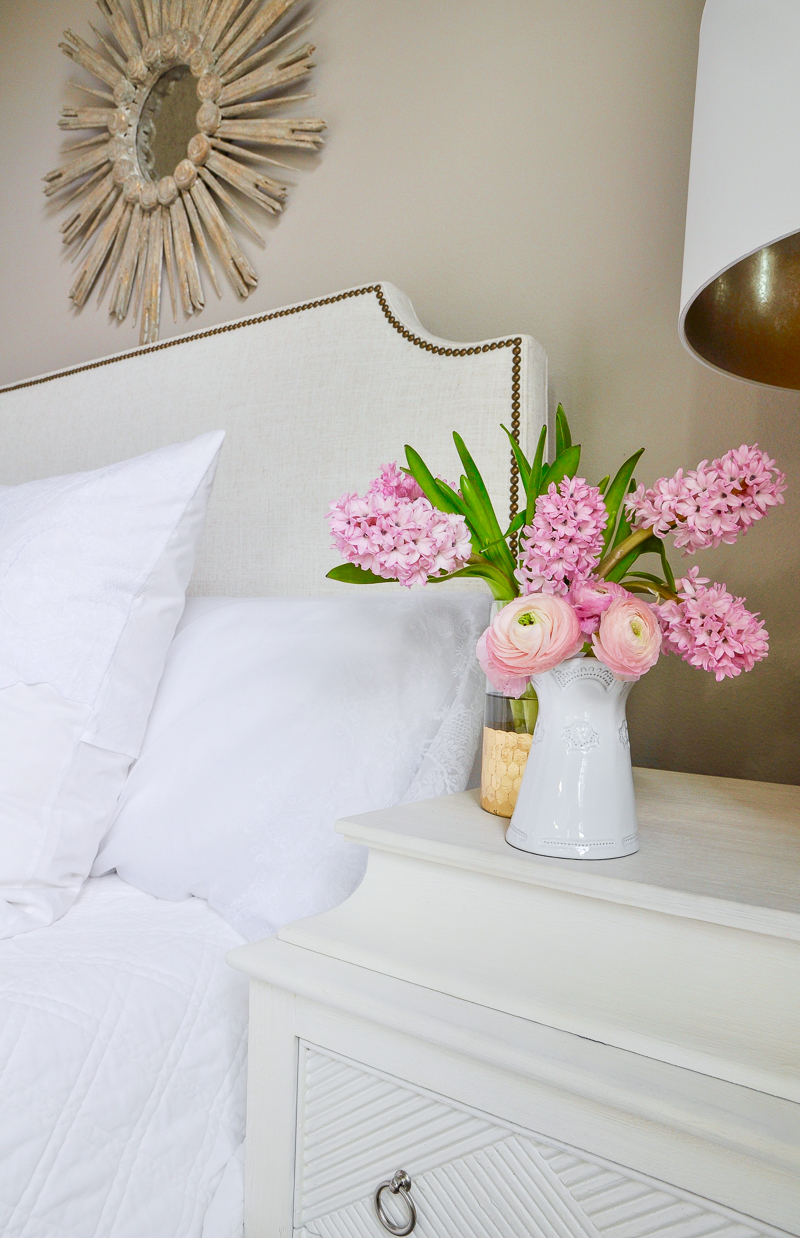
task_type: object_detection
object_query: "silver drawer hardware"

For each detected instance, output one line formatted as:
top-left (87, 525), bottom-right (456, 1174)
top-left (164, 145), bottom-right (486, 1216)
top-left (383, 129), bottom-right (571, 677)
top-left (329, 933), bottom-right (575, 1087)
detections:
top-left (374, 1169), bottom-right (417, 1235)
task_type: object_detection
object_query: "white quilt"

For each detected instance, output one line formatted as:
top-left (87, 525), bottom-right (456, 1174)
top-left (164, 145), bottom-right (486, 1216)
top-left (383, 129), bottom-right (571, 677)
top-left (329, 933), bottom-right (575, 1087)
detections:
top-left (0, 875), bottom-right (248, 1238)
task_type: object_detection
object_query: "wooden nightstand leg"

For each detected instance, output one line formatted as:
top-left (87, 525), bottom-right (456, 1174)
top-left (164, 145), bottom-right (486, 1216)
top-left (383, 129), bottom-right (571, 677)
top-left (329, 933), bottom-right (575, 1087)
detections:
top-left (244, 981), bottom-right (297, 1238)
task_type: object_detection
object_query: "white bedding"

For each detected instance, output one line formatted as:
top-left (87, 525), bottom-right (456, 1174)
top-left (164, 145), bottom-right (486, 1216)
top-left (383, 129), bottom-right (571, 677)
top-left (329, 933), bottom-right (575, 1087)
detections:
top-left (95, 593), bottom-right (490, 940)
top-left (0, 874), bottom-right (248, 1238)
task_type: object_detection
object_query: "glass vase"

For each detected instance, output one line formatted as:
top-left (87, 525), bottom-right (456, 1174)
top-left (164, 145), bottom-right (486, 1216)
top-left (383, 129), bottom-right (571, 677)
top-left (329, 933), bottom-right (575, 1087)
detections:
top-left (480, 685), bottom-right (539, 818)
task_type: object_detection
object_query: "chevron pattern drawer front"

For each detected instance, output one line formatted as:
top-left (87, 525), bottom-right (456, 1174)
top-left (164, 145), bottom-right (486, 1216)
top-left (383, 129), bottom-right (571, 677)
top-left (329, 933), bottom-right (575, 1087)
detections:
top-left (294, 1046), bottom-right (774, 1238)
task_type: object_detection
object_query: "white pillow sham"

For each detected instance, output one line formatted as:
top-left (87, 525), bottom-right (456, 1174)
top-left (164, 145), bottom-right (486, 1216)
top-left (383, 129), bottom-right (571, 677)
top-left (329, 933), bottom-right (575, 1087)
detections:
top-left (93, 592), bottom-right (490, 940)
top-left (0, 432), bottom-right (224, 938)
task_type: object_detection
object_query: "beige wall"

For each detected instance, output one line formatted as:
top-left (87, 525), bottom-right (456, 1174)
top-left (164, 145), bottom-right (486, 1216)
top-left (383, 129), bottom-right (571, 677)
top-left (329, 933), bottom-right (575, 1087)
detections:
top-left (0, 0), bottom-right (797, 784)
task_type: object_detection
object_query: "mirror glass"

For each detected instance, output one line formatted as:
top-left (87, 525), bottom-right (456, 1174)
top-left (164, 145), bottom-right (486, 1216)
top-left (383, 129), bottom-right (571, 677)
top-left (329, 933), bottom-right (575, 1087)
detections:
top-left (136, 66), bottom-right (199, 182)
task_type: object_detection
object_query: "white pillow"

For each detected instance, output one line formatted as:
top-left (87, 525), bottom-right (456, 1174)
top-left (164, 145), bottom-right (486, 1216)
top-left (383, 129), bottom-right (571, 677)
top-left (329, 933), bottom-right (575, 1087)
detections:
top-left (0, 432), bottom-right (225, 937)
top-left (93, 592), bottom-right (490, 940)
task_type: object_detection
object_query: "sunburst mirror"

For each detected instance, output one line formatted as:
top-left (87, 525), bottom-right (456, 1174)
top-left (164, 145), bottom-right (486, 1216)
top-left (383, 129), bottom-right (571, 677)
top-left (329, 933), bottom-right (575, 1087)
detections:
top-left (46, 1), bottom-right (326, 344)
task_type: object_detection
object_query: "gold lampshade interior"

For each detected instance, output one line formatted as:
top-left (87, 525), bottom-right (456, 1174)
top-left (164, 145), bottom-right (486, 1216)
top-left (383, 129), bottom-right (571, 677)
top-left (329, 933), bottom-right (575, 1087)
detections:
top-left (683, 231), bottom-right (800, 388)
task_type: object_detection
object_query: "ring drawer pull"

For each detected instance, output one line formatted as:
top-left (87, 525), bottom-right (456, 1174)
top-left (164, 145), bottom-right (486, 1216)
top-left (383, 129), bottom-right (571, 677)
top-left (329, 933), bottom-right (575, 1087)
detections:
top-left (374, 1169), bottom-right (417, 1235)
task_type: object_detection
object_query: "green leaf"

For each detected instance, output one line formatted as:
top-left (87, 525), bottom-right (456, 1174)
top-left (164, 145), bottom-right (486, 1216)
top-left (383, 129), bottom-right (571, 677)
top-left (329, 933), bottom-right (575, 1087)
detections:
top-left (404, 445), bottom-right (461, 514)
top-left (623, 571), bottom-right (667, 586)
top-left (618, 582), bottom-right (655, 595)
top-left (480, 510), bottom-right (528, 556)
top-left (433, 478), bottom-right (470, 519)
top-left (601, 448), bottom-right (644, 552)
top-left (539, 444), bottom-right (581, 494)
top-left (425, 560), bottom-right (517, 600)
top-left (605, 534), bottom-right (663, 582)
top-left (326, 563), bottom-right (386, 584)
top-left (500, 424), bottom-right (531, 492)
top-left (612, 505), bottom-right (632, 549)
top-left (620, 570), bottom-right (678, 601)
top-left (460, 475), bottom-right (511, 574)
top-left (405, 447), bottom-right (488, 550)
top-left (503, 510), bottom-right (527, 539)
top-left (453, 433), bottom-right (516, 576)
top-left (611, 478), bottom-right (641, 552)
top-left (459, 475), bottom-right (492, 538)
top-left (659, 541), bottom-right (676, 592)
top-left (452, 432), bottom-right (501, 532)
top-left (555, 404), bottom-right (572, 458)
top-left (605, 550), bottom-right (640, 583)
top-left (526, 425), bottom-right (548, 523)
top-left (596, 475), bottom-right (610, 494)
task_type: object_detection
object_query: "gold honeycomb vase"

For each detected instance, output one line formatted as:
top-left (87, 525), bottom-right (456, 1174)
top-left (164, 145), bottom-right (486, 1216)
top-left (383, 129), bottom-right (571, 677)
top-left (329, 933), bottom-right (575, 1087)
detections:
top-left (480, 688), bottom-right (539, 818)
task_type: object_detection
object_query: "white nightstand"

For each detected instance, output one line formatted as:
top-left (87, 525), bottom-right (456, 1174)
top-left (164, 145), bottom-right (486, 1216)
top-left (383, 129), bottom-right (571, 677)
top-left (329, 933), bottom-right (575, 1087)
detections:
top-left (229, 767), bottom-right (800, 1238)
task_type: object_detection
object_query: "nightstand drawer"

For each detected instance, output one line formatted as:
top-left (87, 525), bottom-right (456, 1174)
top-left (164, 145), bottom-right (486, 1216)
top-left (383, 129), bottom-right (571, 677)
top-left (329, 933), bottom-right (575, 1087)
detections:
top-left (293, 1044), bottom-right (774, 1238)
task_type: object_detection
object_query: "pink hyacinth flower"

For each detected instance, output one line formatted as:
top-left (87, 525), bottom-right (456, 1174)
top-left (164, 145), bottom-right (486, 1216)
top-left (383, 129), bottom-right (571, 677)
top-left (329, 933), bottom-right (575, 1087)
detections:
top-left (516, 476), bottom-right (608, 595)
top-left (657, 567), bottom-right (769, 681)
top-left (626, 444), bottom-right (785, 554)
top-left (367, 461), bottom-right (425, 502)
top-left (328, 463), bottom-right (471, 587)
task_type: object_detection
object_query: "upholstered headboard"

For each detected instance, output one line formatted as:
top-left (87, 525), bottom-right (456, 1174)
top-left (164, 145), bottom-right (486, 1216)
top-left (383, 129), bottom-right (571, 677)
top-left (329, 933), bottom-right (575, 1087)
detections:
top-left (0, 283), bottom-right (546, 595)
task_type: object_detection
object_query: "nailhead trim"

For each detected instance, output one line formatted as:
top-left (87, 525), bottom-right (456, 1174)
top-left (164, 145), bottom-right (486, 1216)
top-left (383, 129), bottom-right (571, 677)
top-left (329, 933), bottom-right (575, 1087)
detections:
top-left (371, 287), bottom-right (523, 521)
top-left (0, 284), bottom-right (524, 519)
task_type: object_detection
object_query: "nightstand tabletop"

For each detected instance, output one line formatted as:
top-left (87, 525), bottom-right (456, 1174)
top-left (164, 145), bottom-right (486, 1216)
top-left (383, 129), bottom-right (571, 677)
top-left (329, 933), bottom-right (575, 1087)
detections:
top-left (333, 768), bottom-right (800, 939)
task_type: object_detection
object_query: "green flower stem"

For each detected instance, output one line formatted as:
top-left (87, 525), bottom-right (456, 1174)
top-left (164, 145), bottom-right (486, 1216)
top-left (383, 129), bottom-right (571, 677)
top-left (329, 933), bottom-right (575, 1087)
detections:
top-left (621, 579), bottom-right (679, 602)
top-left (463, 554), bottom-right (518, 599)
top-left (424, 555), bottom-right (518, 600)
top-left (596, 525), bottom-right (654, 579)
top-left (508, 684), bottom-right (539, 735)
top-left (522, 694), bottom-right (538, 733)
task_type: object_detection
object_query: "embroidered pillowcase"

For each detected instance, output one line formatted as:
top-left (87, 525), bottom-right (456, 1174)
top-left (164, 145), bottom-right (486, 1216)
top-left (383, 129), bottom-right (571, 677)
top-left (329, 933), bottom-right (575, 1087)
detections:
top-left (0, 431), bottom-right (225, 938)
top-left (93, 592), bottom-right (489, 940)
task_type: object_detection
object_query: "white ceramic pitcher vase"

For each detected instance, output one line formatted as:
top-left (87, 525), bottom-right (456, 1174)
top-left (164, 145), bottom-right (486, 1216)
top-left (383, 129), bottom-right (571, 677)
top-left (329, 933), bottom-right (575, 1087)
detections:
top-left (506, 656), bottom-right (639, 859)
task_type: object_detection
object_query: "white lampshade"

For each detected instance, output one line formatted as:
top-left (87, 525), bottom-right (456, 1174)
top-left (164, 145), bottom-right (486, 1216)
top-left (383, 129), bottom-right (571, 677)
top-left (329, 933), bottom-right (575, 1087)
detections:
top-left (681, 0), bottom-right (800, 388)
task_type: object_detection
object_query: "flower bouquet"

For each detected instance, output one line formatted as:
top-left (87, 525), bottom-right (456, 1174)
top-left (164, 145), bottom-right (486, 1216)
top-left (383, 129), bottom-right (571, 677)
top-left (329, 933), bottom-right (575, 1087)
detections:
top-left (327, 409), bottom-right (785, 856)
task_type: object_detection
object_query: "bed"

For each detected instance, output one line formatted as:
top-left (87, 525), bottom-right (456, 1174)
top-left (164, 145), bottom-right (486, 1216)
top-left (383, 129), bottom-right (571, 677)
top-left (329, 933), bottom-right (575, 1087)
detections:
top-left (0, 283), bottom-right (545, 1237)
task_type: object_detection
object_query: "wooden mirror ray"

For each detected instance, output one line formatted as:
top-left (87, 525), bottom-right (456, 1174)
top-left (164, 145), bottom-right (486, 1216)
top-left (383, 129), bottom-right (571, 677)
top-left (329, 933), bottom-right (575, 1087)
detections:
top-left (46, 0), bottom-right (326, 344)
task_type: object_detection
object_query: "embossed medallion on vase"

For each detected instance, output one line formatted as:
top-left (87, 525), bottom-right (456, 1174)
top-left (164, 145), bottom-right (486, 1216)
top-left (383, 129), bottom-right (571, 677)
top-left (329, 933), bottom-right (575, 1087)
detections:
top-left (506, 656), bottom-right (639, 858)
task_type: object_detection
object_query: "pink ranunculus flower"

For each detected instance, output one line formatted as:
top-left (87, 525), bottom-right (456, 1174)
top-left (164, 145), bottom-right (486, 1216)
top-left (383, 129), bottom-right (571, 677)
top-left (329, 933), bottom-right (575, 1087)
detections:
top-left (476, 594), bottom-right (583, 695)
top-left (592, 596), bottom-right (662, 680)
top-left (568, 577), bottom-right (629, 635)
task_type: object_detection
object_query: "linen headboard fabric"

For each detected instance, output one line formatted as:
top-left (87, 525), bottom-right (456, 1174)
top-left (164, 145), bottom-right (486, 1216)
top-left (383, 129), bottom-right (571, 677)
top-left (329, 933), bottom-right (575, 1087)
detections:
top-left (0, 283), bottom-right (546, 595)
